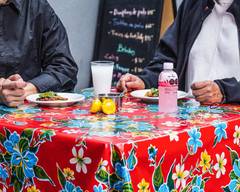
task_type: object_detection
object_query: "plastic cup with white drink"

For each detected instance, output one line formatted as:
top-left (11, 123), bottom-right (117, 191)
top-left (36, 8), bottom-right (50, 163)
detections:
top-left (91, 61), bottom-right (114, 96)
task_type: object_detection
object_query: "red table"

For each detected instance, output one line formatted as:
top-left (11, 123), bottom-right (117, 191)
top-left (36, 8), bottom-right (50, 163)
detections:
top-left (0, 90), bottom-right (239, 192)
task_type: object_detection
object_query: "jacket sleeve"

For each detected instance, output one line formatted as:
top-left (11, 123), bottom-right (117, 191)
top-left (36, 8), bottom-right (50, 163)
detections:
top-left (138, 1), bottom-right (186, 88)
top-left (29, 0), bottom-right (78, 92)
top-left (215, 78), bottom-right (240, 103)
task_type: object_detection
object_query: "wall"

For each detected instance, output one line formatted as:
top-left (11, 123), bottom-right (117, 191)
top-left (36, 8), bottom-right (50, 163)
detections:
top-left (48, 0), bottom-right (100, 91)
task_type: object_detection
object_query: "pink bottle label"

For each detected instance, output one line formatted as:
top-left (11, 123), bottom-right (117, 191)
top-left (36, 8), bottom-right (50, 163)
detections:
top-left (158, 73), bottom-right (178, 113)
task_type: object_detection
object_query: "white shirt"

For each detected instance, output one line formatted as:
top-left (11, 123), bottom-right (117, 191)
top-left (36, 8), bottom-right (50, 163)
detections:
top-left (186, 0), bottom-right (240, 92)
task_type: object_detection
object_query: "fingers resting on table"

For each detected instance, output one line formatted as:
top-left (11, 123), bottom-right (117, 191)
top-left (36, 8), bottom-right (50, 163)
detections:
top-left (116, 73), bottom-right (145, 92)
top-left (191, 80), bottom-right (223, 104)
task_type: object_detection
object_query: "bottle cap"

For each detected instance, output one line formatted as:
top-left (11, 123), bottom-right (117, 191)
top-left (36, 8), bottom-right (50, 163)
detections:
top-left (163, 62), bottom-right (174, 70)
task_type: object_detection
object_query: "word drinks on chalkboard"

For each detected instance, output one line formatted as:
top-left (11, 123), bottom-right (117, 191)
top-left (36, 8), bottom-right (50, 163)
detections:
top-left (94, 0), bottom-right (163, 85)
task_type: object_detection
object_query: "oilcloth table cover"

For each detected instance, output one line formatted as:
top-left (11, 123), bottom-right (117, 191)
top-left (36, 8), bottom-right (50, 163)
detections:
top-left (0, 90), bottom-right (239, 192)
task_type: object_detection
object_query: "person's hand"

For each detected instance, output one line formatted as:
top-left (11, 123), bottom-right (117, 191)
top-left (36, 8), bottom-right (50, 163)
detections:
top-left (191, 80), bottom-right (223, 104)
top-left (116, 73), bottom-right (145, 92)
top-left (0, 74), bottom-right (27, 107)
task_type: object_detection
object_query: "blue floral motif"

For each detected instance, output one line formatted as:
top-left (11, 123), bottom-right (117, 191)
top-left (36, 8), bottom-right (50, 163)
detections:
top-left (4, 131), bottom-right (20, 153)
top-left (61, 181), bottom-right (83, 192)
top-left (148, 145), bottom-right (158, 161)
top-left (228, 160), bottom-right (240, 192)
top-left (0, 164), bottom-right (8, 180)
top-left (93, 184), bottom-right (104, 192)
top-left (158, 183), bottom-right (169, 192)
top-left (4, 131), bottom-right (38, 178)
top-left (11, 151), bottom-right (38, 178)
top-left (115, 162), bottom-right (131, 183)
top-left (192, 176), bottom-right (204, 192)
top-left (213, 121), bottom-right (227, 143)
top-left (187, 128), bottom-right (203, 154)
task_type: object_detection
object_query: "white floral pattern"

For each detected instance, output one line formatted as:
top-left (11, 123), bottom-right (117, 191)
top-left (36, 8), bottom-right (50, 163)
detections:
top-left (233, 125), bottom-right (240, 146)
top-left (172, 163), bottom-right (189, 189)
top-left (164, 130), bottom-right (179, 142)
top-left (214, 152), bottom-right (227, 178)
top-left (70, 147), bottom-right (92, 174)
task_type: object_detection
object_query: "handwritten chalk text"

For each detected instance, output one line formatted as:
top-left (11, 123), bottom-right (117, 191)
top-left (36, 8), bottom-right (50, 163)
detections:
top-left (108, 30), bottom-right (154, 43)
top-left (109, 8), bottom-right (156, 18)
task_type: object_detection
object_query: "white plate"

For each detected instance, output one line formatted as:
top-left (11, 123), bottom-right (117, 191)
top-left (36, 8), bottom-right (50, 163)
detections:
top-left (130, 89), bottom-right (188, 103)
top-left (26, 93), bottom-right (85, 107)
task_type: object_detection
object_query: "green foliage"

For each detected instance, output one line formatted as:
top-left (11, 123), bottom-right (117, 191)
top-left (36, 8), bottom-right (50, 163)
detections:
top-left (226, 145), bottom-right (239, 166)
top-left (21, 129), bottom-right (34, 142)
top-left (153, 163), bottom-right (164, 191)
top-left (57, 163), bottom-right (66, 188)
top-left (0, 132), bottom-right (6, 146)
top-left (122, 182), bottom-right (134, 192)
top-left (34, 165), bottom-right (55, 186)
top-left (16, 166), bottom-right (24, 183)
top-left (19, 138), bottom-right (29, 153)
top-left (95, 169), bottom-right (109, 184)
top-left (167, 161), bottom-right (175, 191)
top-left (126, 148), bottom-right (137, 170)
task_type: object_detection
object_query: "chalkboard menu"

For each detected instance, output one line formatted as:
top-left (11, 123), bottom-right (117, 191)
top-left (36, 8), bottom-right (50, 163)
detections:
top-left (94, 0), bottom-right (163, 85)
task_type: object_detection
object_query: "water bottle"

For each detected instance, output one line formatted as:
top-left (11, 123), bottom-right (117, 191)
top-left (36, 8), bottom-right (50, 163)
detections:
top-left (158, 62), bottom-right (178, 113)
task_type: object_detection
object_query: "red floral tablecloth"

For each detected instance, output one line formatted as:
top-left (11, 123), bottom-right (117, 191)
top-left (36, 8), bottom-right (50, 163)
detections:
top-left (0, 90), bottom-right (239, 192)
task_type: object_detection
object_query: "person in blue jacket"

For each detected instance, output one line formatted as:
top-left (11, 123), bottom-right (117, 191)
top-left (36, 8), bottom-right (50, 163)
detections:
top-left (117, 0), bottom-right (240, 104)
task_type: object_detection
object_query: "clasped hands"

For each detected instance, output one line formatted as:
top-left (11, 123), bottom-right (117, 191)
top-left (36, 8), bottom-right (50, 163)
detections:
top-left (117, 74), bottom-right (223, 104)
top-left (0, 74), bottom-right (38, 107)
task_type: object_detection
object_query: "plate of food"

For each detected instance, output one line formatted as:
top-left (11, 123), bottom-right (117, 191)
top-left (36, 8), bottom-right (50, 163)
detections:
top-left (130, 88), bottom-right (188, 103)
top-left (26, 91), bottom-right (85, 107)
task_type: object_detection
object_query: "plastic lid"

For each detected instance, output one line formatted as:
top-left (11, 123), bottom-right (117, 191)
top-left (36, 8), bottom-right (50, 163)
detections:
top-left (163, 62), bottom-right (174, 70)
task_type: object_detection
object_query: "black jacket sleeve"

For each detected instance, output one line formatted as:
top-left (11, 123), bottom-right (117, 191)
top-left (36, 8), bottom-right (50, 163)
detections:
top-left (215, 78), bottom-right (240, 103)
top-left (138, 1), bottom-right (186, 89)
top-left (29, 0), bottom-right (78, 92)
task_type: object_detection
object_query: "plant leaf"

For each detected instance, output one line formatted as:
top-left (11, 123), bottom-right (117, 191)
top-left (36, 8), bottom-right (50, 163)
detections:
top-left (153, 163), bottom-right (164, 191)
top-left (16, 166), bottom-right (24, 182)
top-left (230, 170), bottom-right (238, 180)
top-left (126, 148), bottom-right (137, 171)
top-left (0, 133), bottom-right (6, 146)
top-left (222, 186), bottom-right (231, 192)
top-left (226, 145), bottom-right (239, 166)
top-left (167, 160), bottom-right (175, 191)
top-left (56, 163), bottom-right (66, 188)
top-left (4, 128), bottom-right (11, 139)
top-left (4, 152), bottom-right (11, 164)
top-left (18, 138), bottom-right (29, 153)
top-left (34, 165), bottom-right (55, 186)
top-left (12, 176), bottom-right (23, 192)
top-left (122, 182), bottom-right (134, 192)
top-left (111, 145), bottom-right (122, 167)
top-left (95, 169), bottom-right (109, 184)
top-left (29, 146), bottom-right (39, 154)
top-left (21, 129), bottom-right (34, 142)
top-left (213, 136), bottom-right (218, 148)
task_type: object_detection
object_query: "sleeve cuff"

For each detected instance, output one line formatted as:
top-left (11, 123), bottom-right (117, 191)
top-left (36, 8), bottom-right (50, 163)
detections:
top-left (214, 80), bottom-right (226, 104)
top-left (28, 73), bottom-right (60, 92)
